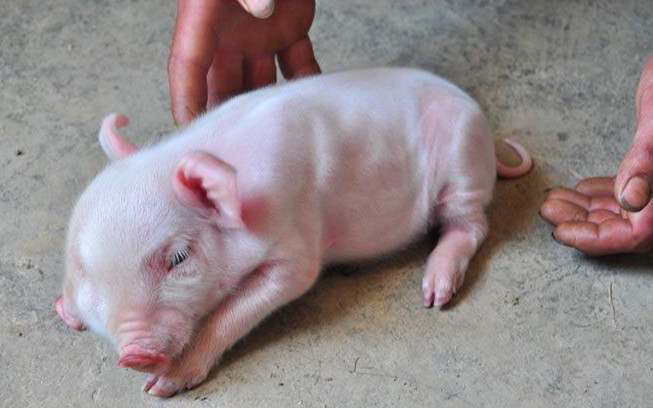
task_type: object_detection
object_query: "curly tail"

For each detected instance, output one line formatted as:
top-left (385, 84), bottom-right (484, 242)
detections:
top-left (496, 139), bottom-right (532, 179)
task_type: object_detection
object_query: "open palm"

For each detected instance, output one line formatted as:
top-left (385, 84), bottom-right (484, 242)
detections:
top-left (541, 176), bottom-right (653, 255)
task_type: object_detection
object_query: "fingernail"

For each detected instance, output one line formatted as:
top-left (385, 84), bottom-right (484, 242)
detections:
top-left (247, 0), bottom-right (275, 18)
top-left (620, 176), bottom-right (651, 212)
top-left (259, 1), bottom-right (275, 18)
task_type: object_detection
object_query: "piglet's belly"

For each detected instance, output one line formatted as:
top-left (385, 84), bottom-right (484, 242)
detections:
top-left (321, 184), bottom-right (431, 262)
top-left (318, 131), bottom-right (433, 262)
top-left (323, 213), bottom-right (429, 262)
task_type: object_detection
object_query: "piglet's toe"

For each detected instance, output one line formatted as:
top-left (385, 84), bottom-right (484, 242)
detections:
top-left (433, 288), bottom-right (453, 308)
top-left (142, 375), bottom-right (159, 392)
top-left (423, 291), bottom-right (435, 308)
top-left (147, 377), bottom-right (182, 398)
top-left (422, 274), bottom-right (456, 309)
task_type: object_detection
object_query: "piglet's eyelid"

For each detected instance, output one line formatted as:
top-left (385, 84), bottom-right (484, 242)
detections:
top-left (169, 247), bottom-right (190, 268)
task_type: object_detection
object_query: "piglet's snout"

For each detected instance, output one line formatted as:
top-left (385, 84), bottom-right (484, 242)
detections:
top-left (119, 344), bottom-right (169, 373)
top-left (117, 321), bottom-right (170, 373)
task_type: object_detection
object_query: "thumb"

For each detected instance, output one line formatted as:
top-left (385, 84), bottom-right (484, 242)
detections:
top-left (615, 126), bottom-right (653, 212)
top-left (236, 0), bottom-right (275, 18)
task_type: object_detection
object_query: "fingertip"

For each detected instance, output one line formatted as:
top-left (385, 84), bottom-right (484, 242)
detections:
top-left (539, 200), bottom-right (557, 224)
top-left (278, 37), bottom-right (321, 80)
top-left (167, 5), bottom-right (217, 126)
top-left (541, 198), bottom-right (590, 226)
top-left (169, 66), bottom-right (207, 125)
top-left (551, 229), bottom-right (569, 247)
top-left (172, 102), bottom-right (200, 126)
top-left (618, 175), bottom-right (651, 212)
top-left (574, 176), bottom-right (615, 197)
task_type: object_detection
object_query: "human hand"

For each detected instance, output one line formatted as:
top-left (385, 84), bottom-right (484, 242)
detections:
top-left (540, 56), bottom-right (653, 254)
top-left (168, 0), bottom-right (321, 125)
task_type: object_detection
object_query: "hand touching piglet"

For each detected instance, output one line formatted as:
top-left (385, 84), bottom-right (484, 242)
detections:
top-left (169, 0), bottom-right (320, 125)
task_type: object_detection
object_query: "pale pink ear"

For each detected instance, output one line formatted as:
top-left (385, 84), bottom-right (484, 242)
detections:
top-left (173, 151), bottom-right (244, 229)
top-left (98, 113), bottom-right (138, 160)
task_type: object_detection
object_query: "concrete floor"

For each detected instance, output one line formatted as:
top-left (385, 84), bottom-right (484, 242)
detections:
top-left (2, 0), bottom-right (653, 406)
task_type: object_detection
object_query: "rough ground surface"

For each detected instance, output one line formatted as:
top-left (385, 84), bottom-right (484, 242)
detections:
top-left (1, 0), bottom-right (653, 407)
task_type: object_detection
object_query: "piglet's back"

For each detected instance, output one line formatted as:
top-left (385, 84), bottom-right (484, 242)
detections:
top-left (158, 68), bottom-right (460, 200)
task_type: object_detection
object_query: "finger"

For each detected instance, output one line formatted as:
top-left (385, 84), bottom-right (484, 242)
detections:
top-left (614, 131), bottom-right (653, 211)
top-left (590, 197), bottom-right (622, 213)
top-left (277, 36), bottom-right (321, 80)
top-left (553, 218), bottom-right (634, 255)
top-left (547, 187), bottom-right (622, 213)
top-left (545, 188), bottom-right (620, 213)
top-left (168, 0), bottom-right (220, 125)
top-left (243, 53), bottom-right (277, 91)
top-left (236, 0), bottom-right (275, 18)
top-left (540, 199), bottom-right (588, 225)
top-left (574, 177), bottom-right (615, 197)
top-left (207, 49), bottom-right (244, 109)
top-left (616, 56), bottom-right (653, 210)
top-left (541, 199), bottom-right (621, 226)
top-left (546, 188), bottom-right (590, 209)
top-left (587, 209), bottom-right (619, 224)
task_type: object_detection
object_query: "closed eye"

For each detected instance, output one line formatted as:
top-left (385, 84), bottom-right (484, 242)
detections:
top-left (169, 248), bottom-right (189, 269)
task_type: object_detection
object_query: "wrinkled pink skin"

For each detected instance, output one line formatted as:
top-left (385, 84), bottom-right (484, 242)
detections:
top-left (56, 68), bottom-right (530, 397)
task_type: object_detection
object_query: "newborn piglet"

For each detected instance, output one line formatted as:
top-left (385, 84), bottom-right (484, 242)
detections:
top-left (56, 67), bottom-right (531, 397)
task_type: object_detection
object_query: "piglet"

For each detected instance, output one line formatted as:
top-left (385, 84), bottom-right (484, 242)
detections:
top-left (56, 67), bottom-right (531, 397)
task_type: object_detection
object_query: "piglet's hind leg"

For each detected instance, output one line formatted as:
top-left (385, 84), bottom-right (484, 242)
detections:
top-left (422, 218), bottom-right (487, 308)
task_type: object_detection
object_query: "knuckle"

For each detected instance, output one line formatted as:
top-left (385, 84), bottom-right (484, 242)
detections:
top-left (572, 208), bottom-right (587, 221)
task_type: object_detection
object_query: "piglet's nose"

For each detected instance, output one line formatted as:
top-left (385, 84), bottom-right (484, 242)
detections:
top-left (118, 351), bottom-right (169, 373)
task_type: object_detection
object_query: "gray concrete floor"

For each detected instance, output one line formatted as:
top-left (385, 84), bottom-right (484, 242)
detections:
top-left (2, 0), bottom-right (653, 406)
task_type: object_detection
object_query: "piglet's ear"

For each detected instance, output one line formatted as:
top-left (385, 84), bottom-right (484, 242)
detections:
top-left (98, 113), bottom-right (138, 161)
top-left (173, 151), bottom-right (244, 229)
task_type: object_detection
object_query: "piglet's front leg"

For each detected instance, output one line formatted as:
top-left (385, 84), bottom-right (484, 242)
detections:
top-left (144, 256), bottom-right (321, 397)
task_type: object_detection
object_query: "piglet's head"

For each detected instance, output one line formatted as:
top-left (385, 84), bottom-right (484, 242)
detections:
top-left (57, 114), bottom-right (249, 374)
